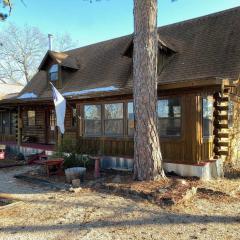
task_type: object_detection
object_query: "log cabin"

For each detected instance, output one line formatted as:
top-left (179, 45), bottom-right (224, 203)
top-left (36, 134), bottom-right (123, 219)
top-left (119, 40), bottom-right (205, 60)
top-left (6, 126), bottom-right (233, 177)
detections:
top-left (1, 7), bottom-right (240, 178)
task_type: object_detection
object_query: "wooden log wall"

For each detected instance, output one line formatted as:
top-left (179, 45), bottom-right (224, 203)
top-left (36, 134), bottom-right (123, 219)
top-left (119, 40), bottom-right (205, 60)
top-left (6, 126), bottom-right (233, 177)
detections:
top-left (226, 85), bottom-right (240, 167)
top-left (75, 89), bottom-right (218, 164)
top-left (213, 90), bottom-right (230, 158)
top-left (0, 110), bottom-right (17, 142)
top-left (62, 106), bottom-right (78, 146)
top-left (22, 107), bottom-right (46, 144)
top-left (16, 86), bottom-right (221, 165)
top-left (21, 105), bottom-right (78, 145)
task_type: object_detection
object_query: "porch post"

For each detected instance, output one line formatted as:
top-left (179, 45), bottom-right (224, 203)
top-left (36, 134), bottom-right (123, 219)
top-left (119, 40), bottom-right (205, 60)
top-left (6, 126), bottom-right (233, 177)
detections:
top-left (17, 106), bottom-right (22, 146)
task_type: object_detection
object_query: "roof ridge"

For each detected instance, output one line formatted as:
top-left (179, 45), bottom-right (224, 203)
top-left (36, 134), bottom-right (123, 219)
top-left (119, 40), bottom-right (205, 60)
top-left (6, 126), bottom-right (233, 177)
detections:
top-left (65, 34), bottom-right (132, 54)
top-left (65, 6), bottom-right (240, 54)
top-left (159, 6), bottom-right (240, 29)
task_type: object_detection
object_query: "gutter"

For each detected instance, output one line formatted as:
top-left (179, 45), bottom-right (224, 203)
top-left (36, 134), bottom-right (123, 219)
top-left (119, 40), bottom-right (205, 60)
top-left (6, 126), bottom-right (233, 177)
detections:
top-left (0, 76), bottom-right (237, 106)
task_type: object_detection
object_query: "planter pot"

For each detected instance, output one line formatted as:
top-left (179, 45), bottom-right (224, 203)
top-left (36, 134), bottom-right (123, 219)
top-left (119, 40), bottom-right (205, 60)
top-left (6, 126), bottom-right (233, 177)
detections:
top-left (65, 167), bottom-right (86, 183)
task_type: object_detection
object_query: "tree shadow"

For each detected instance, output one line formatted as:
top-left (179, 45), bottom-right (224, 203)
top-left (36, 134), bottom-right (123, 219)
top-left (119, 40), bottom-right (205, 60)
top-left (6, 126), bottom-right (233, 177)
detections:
top-left (0, 212), bottom-right (239, 234)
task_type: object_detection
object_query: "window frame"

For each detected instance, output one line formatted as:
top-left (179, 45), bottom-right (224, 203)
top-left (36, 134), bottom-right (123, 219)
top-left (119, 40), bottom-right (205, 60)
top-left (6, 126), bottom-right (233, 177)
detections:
top-left (49, 109), bottom-right (56, 129)
top-left (48, 64), bottom-right (59, 84)
top-left (27, 110), bottom-right (36, 127)
top-left (202, 97), bottom-right (214, 138)
top-left (83, 104), bottom-right (102, 137)
top-left (157, 97), bottom-right (182, 138)
top-left (71, 106), bottom-right (77, 128)
top-left (104, 102), bottom-right (124, 137)
top-left (127, 101), bottom-right (134, 137)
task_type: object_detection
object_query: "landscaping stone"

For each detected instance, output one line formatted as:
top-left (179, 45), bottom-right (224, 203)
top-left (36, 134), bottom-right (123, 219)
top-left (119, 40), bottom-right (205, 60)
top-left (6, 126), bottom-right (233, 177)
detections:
top-left (72, 179), bottom-right (80, 188)
top-left (112, 175), bottom-right (122, 183)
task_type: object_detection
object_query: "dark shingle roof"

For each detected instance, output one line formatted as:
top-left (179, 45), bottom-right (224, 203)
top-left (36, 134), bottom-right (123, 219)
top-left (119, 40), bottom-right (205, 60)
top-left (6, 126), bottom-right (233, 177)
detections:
top-left (13, 6), bottom-right (240, 101)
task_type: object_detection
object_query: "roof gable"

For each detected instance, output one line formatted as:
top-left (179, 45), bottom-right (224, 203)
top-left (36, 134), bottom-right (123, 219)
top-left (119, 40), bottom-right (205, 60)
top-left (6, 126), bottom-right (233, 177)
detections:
top-left (123, 36), bottom-right (176, 58)
top-left (38, 50), bottom-right (79, 70)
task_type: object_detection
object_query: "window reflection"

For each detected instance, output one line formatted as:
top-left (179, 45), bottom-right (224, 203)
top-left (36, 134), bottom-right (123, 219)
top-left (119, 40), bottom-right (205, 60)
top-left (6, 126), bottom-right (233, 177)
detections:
top-left (84, 105), bottom-right (102, 136)
top-left (157, 98), bottom-right (181, 137)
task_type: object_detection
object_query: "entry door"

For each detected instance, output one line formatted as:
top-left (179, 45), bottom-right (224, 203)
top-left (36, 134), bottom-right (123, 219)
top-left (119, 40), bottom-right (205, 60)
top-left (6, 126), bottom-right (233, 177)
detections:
top-left (47, 109), bottom-right (56, 144)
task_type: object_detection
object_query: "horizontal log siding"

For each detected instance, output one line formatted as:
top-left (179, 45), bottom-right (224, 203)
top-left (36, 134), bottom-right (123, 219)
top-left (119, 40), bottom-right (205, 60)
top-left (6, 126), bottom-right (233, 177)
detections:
top-left (17, 86), bottom-right (219, 164)
top-left (62, 107), bottom-right (77, 145)
top-left (75, 88), bottom-right (218, 164)
top-left (0, 135), bottom-right (16, 142)
top-left (22, 108), bottom-right (46, 144)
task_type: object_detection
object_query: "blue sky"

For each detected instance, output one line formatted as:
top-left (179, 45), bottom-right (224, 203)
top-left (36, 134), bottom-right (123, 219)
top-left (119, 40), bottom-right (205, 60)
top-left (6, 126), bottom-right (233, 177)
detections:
top-left (1, 0), bottom-right (240, 47)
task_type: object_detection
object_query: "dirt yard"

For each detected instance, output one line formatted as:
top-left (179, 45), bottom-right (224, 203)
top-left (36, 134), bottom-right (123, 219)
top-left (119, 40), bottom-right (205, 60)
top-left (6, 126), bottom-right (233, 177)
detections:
top-left (0, 166), bottom-right (240, 240)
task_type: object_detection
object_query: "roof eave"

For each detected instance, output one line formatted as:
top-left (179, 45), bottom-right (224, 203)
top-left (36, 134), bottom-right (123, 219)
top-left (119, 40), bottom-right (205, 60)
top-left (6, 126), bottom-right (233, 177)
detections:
top-left (158, 77), bottom-right (230, 90)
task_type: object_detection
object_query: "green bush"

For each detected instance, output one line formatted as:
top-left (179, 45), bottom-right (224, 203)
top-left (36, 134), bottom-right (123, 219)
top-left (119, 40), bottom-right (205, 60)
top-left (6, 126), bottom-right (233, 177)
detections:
top-left (56, 137), bottom-right (76, 154)
top-left (53, 136), bottom-right (95, 170)
top-left (63, 153), bottom-right (92, 170)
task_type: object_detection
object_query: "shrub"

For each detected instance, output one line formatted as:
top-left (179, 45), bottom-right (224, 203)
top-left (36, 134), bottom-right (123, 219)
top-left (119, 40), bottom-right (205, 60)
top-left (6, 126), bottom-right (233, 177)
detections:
top-left (63, 153), bottom-right (92, 170)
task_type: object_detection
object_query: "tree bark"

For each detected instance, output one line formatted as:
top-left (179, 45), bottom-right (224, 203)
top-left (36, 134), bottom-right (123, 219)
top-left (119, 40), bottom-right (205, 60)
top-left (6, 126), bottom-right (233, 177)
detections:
top-left (133, 0), bottom-right (165, 180)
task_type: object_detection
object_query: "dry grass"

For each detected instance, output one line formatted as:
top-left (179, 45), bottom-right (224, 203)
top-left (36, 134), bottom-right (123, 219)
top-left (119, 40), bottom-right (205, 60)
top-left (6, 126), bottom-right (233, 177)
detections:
top-left (0, 166), bottom-right (240, 240)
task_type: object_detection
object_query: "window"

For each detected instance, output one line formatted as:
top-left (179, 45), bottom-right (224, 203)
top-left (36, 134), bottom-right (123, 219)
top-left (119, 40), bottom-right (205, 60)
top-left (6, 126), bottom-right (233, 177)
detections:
top-left (49, 110), bottom-right (56, 129)
top-left (72, 107), bottom-right (77, 127)
top-left (49, 64), bottom-right (58, 82)
top-left (158, 98), bottom-right (181, 137)
top-left (104, 103), bottom-right (123, 136)
top-left (84, 105), bottom-right (102, 136)
top-left (27, 111), bottom-right (36, 126)
top-left (127, 102), bottom-right (134, 136)
top-left (202, 98), bottom-right (213, 137)
top-left (228, 101), bottom-right (234, 128)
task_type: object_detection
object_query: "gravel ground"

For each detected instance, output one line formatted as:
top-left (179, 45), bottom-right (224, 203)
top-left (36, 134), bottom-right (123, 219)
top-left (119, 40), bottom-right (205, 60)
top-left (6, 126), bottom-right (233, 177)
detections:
top-left (0, 166), bottom-right (240, 240)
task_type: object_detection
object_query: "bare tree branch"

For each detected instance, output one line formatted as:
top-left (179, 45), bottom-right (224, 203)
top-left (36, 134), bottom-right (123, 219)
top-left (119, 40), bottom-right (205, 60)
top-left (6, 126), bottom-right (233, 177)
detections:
top-left (0, 23), bottom-right (79, 85)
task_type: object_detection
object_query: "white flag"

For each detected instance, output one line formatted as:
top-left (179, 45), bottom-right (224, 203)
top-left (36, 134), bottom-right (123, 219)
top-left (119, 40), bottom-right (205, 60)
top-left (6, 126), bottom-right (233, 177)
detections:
top-left (50, 83), bottom-right (66, 134)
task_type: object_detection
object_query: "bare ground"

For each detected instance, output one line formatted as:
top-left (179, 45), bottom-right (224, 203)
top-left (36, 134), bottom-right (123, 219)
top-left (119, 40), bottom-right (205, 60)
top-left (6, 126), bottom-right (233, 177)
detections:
top-left (0, 166), bottom-right (240, 240)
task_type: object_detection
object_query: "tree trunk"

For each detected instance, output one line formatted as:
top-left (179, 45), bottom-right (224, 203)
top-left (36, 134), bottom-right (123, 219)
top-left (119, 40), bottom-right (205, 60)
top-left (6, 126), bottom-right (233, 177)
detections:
top-left (133, 0), bottom-right (165, 181)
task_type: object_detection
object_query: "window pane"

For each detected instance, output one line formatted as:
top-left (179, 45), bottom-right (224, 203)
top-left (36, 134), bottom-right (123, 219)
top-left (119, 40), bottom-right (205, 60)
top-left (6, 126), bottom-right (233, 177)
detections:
top-left (105, 120), bottom-right (123, 136)
top-left (202, 98), bottom-right (213, 137)
top-left (28, 111), bottom-right (36, 126)
top-left (158, 98), bottom-right (181, 136)
top-left (104, 103), bottom-right (123, 135)
top-left (105, 103), bottom-right (123, 119)
top-left (128, 102), bottom-right (134, 136)
top-left (50, 72), bottom-right (58, 81)
top-left (49, 64), bottom-right (58, 81)
top-left (84, 105), bottom-right (101, 120)
top-left (158, 100), bottom-right (169, 118)
top-left (84, 105), bottom-right (102, 135)
top-left (72, 107), bottom-right (77, 127)
top-left (49, 64), bottom-right (58, 73)
top-left (49, 110), bottom-right (56, 127)
top-left (85, 120), bottom-right (102, 135)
